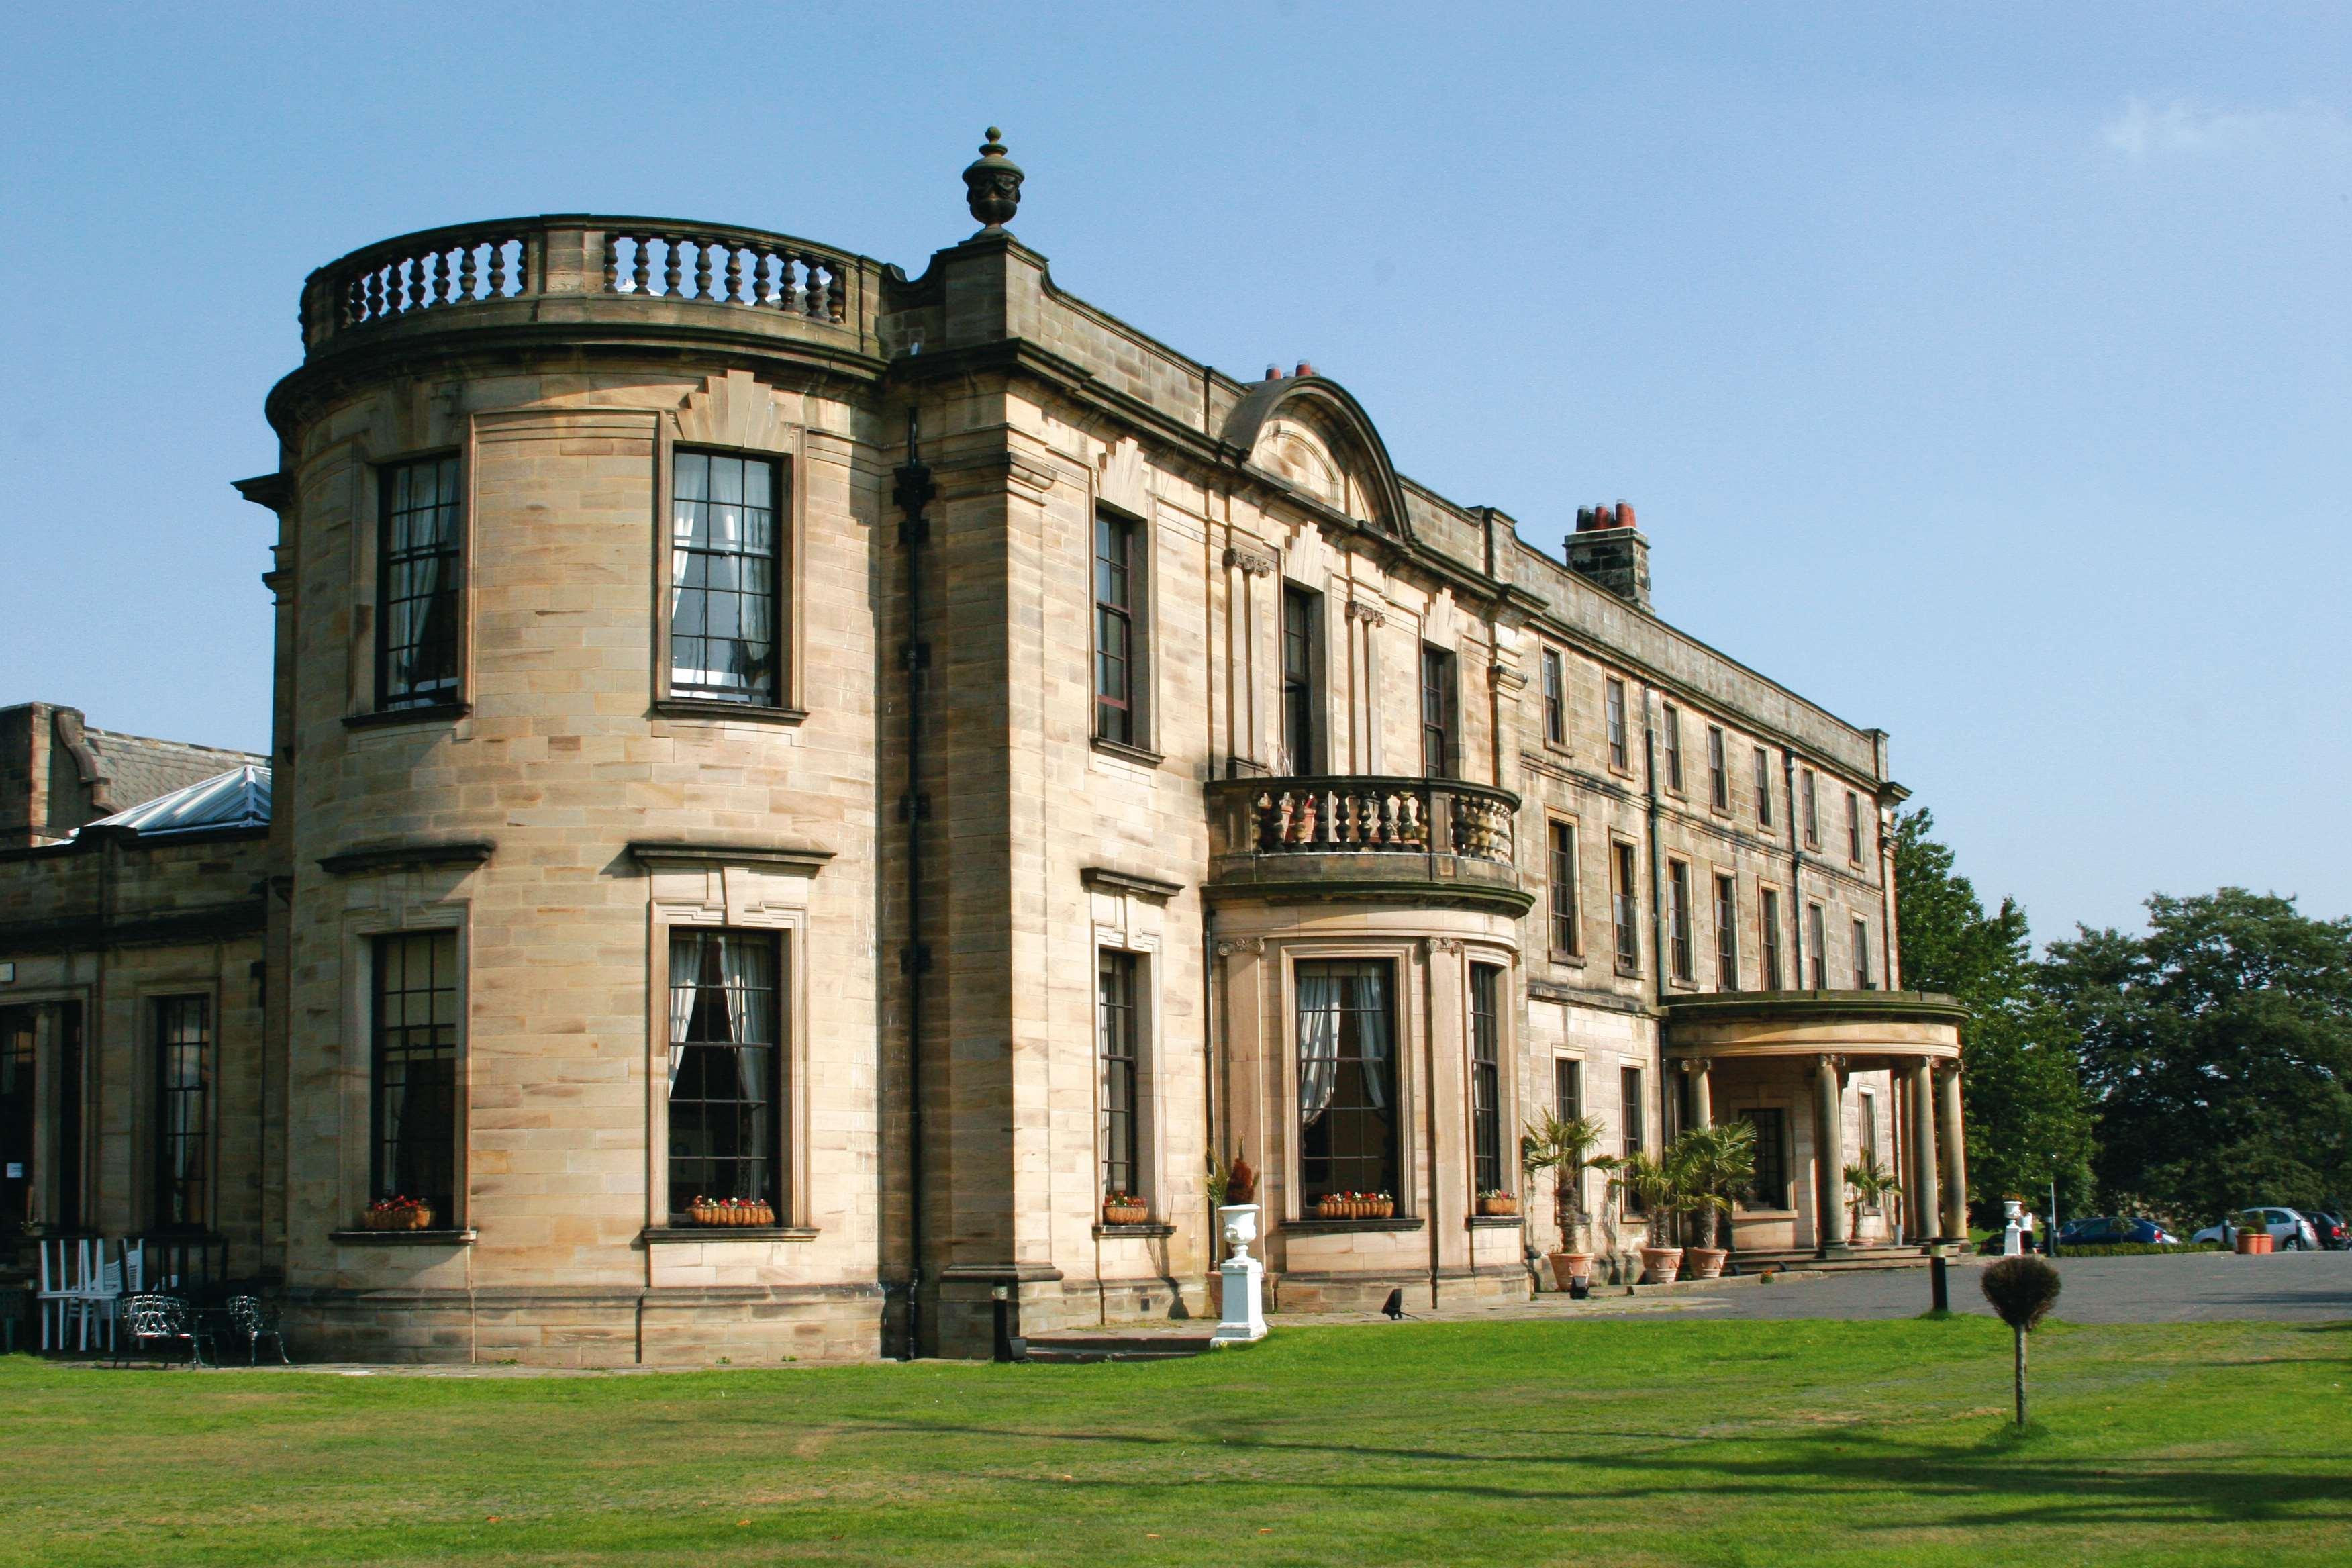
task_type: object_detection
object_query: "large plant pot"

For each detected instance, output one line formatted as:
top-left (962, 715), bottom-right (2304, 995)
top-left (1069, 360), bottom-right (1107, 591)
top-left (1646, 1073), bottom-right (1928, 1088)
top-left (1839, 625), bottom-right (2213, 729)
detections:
top-left (1547, 1251), bottom-right (1594, 1291)
top-left (1640, 1245), bottom-right (1683, 1285)
top-left (1685, 1246), bottom-right (1728, 1280)
top-left (2236, 1230), bottom-right (2274, 1255)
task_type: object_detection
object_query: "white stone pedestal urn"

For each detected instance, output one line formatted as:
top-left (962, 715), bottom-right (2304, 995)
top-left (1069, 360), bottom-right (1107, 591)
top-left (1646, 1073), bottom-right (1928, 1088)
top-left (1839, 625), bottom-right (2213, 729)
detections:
top-left (2000, 1197), bottom-right (2026, 1256)
top-left (1212, 1203), bottom-right (1266, 1345)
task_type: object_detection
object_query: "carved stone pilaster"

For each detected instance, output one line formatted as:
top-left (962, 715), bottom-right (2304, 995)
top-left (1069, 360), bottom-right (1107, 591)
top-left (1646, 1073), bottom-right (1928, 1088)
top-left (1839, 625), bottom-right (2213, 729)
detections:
top-left (1222, 546), bottom-right (1276, 577)
top-left (1422, 937), bottom-right (1465, 957)
top-left (1215, 937), bottom-right (1265, 958)
top-left (1345, 599), bottom-right (1386, 628)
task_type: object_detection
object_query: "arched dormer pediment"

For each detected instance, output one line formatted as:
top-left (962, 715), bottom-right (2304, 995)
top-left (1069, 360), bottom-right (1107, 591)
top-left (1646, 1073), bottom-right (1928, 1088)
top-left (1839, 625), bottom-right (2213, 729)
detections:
top-left (1221, 376), bottom-right (1414, 544)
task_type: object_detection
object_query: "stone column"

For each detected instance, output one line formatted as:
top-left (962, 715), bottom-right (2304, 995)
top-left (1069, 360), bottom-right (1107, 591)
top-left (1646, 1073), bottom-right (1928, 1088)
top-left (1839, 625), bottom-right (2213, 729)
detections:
top-left (1936, 1061), bottom-right (1968, 1243)
top-left (1683, 1058), bottom-right (1712, 1130)
top-left (1812, 1054), bottom-right (1845, 1256)
top-left (1907, 1059), bottom-right (1939, 1248)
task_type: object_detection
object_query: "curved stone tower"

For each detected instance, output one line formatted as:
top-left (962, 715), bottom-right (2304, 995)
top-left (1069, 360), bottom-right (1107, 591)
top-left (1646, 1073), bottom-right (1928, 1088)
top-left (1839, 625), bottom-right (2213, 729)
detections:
top-left (258, 219), bottom-right (893, 1361)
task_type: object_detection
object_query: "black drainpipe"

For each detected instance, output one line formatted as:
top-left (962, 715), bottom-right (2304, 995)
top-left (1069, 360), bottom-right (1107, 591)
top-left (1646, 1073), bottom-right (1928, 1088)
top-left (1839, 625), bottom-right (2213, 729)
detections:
top-left (892, 405), bottom-right (935, 1360)
top-left (1783, 748), bottom-right (1805, 987)
top-left (1641, 689), bottom-right (1669, 1204)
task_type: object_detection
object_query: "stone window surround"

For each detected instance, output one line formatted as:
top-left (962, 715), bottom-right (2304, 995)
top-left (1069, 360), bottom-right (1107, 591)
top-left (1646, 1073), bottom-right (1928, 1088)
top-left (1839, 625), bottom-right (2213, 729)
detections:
top-left (345, 444), bottom-right (471, 728)
top-left (652, 418), bottom-right (810, 725)
top-left (1665, 856), bottom-right (1698, 990)
top-left (1457, 950), bottom-right (1520, 1209)
top-left (336, 902), bottom-right (469, 1236)
top-left (1542, 810), bottom-right (1584, 965)
top-left (137, 981), bottom-right (223, 1236)
top-left (0, 987), bottom-right (90, 1234)
top-left (1757, 876), bottom-right (1788, 991)
top-left (1708, 861), bottom-right (1742, 993)
top-left (1608, 833), bottom-right (1643, 978)
top-left (1085, 866), bottom-right (1175, 1226)
top-left (1089, 497), bottom-right (1157, 761)
top-left (1602, 677), bottom-right (1633, 777)
top-left (634, 843), bottom-right (828, 1234)
top-left (1537, 642), bottom-right (1570, 755)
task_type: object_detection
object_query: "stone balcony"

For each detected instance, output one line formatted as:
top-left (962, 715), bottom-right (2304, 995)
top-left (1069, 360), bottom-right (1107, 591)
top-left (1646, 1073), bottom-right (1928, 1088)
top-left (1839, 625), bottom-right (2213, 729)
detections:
top-left (1202, 776), bottom-right (1531, 914)
top-left (289, 215), bottom-right (893, 369)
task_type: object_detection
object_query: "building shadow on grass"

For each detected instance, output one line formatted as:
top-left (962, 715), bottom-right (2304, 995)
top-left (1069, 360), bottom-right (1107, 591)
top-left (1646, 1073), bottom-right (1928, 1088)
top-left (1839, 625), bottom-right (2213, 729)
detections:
top-left (827, 1415), bottom-right (2352, 1531)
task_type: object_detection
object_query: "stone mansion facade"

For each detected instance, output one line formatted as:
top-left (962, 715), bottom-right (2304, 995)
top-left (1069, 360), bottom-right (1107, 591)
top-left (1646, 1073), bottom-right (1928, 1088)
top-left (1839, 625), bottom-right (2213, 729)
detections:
top-left (0, 135), bottom-right (1968, 1363)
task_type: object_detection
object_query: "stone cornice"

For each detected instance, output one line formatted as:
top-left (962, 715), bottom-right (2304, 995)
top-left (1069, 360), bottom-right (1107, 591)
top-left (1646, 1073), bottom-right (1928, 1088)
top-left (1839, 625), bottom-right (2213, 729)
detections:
top-left (626, 841), bottom-right (834, 874)
top-left (317, 840), bottom-right (496, 877)
top-left (1081, 866), bottom-right (1185, 903)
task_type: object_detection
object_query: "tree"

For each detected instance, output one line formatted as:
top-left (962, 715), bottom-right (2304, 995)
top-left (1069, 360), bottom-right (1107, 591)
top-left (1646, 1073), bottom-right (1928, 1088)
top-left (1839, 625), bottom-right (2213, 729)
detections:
top-left (2041, 889), bottom-right (2352, 1224)
top-left (1842, 1152), bottom-right (1902, 1242)
top-left (1520, 1111), bottom-right (1618, 1256)
top-left (1671, 1120), bottom-right (1758, 1251)
top-left (1893, 809), bottom-right (2095, 1222)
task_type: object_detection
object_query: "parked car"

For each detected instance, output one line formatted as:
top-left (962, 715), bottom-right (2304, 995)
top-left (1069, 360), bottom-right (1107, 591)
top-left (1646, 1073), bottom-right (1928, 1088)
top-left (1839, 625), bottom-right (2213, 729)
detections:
top-left (2190, 1208), bottom-right (2322, 1248)
top-left (2305, 1212), bottom-right (2348, 1250)
top-left (2057, 1216), bottom-right (2181, 1246)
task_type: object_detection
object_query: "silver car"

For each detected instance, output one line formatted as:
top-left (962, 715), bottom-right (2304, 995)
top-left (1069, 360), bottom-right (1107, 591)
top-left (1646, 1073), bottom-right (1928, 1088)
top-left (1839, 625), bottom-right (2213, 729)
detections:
top-left (2190, 1207), bottom-right (2322, 1249)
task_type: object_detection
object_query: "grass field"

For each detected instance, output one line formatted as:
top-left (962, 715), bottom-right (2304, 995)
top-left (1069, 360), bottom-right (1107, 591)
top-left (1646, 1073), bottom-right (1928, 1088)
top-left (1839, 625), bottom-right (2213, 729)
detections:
top-left (2, 1316), bottom-right (2347, 1567)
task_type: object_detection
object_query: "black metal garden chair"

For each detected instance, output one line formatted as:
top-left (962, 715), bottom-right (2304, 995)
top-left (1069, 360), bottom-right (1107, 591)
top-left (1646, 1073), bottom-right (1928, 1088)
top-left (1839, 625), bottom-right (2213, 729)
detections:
top-left (219, 1295), bottom-right (289, 1365)
top-left (115, 1294), bottom-right (207, 1367)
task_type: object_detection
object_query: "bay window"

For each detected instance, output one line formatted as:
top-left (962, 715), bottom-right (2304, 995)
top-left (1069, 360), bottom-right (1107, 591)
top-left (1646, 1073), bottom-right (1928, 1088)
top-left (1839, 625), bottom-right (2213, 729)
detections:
top-left (1296, 960), bottom-right (1398, 1206)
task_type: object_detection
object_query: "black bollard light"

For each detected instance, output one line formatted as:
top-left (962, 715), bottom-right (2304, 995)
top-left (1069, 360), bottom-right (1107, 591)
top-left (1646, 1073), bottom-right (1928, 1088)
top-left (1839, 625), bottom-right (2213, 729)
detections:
top-left (1930, 1253), bottom-right (1949, 1314)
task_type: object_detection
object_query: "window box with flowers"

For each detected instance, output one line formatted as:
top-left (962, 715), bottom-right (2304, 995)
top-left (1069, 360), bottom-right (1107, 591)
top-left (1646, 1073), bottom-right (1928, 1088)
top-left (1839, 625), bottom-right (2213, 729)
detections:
top-left (363, 1195), bottom-right (436, 1232)
top-left (1101, 1191), bottom-right (1149, 1226)
top-left (1314, 1191), bottom-right (1396, 1221)
top-left (689, 1196), bottom-right (777, 1228)
top-left (1476, 1189), bottom-right (1520, 1218)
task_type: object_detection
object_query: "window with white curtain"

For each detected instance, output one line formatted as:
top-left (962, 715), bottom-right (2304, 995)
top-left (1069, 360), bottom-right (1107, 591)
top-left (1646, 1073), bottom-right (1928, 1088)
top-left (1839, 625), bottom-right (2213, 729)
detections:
top-left (667, 930), bottom-right (783, 1215)
top-left (1295, 959), bottom-right (1398, 1204)
top-left (669, 450), bottom-right (783, 705)
top-left (377, 455), bottom-right (462, 709)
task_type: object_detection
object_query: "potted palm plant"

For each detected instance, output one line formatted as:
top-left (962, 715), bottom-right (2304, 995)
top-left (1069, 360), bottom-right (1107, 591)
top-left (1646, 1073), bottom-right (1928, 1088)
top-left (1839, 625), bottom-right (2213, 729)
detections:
top-left (1671, 1121), bottom-right (1757, 1280)
top-left (1520, 1112), bottom-right (1620, 1290)
top-left (1843, 1153), bottom-right (1901, 1245)
top-left (1611, 1151), bottom-right (1683, 1283)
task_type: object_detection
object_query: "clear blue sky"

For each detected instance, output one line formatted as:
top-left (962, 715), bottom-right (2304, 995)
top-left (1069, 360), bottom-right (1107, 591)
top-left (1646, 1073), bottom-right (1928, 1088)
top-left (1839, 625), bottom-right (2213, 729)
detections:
top-left (4, 5), bottom-right (2345, 946)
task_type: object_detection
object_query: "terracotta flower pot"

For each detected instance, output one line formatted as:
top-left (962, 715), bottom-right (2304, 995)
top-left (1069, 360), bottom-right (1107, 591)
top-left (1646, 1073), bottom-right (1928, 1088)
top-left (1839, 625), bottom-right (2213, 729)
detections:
top-left (1640, 1245), bottom-right (1683, 1285)
top-left (365, 1205), bottom-right (434, 1231)
top-left (1103, 1202), bottom-right (1148, 1226)
top-left (1685, 1246), bottom-right (1728, 1280)
top-left (1477, 1195), bottom-right (1519, 1218)
top-left (2236, 1230), bottom-right (2273, 1255)
top-left (1547, 1252), bottom-right (1594, 1291)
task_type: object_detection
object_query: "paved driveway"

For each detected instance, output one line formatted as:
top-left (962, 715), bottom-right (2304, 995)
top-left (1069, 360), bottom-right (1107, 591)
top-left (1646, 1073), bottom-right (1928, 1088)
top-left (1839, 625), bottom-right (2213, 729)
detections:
top-left (1674, 1250), bottom-right (2352, 1324)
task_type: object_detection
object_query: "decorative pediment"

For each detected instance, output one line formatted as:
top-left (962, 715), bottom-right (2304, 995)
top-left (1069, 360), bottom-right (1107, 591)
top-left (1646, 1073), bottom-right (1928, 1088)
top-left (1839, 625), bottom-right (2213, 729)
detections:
top-left (1221, 375), bottom-right (1412, 542)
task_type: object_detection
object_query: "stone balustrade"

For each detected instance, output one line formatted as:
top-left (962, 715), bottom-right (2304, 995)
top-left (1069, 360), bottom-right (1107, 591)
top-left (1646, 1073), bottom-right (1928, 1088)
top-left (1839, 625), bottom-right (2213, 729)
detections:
top-left (1203, 776), bottom-right (1530, 914)
top-left (297, 216), bottom-right (873, 356)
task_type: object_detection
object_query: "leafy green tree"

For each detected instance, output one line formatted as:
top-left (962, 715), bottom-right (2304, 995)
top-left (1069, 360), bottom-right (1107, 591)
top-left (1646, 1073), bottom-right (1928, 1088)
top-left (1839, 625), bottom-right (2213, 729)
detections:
top-left (2041, 889), bottom-right (2352, 1224)
top-left (1893, 810), bottom-right (2094, 1222)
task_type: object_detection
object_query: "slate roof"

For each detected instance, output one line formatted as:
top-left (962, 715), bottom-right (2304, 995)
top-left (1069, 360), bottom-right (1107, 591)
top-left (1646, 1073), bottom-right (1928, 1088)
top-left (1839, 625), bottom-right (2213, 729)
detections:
top-left (81, 726), bottom-right (266, 817)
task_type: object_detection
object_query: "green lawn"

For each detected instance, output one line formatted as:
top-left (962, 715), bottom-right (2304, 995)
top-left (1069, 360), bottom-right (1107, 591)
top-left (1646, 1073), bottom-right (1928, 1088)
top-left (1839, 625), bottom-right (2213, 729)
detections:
top-left (2, 1318), bottom-right (2348, 1567)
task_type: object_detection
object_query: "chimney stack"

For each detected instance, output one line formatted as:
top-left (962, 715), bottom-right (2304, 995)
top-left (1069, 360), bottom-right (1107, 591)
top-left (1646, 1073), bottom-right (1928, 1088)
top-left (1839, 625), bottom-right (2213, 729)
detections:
top-left (1565, 499), bottom-right (1652, 611)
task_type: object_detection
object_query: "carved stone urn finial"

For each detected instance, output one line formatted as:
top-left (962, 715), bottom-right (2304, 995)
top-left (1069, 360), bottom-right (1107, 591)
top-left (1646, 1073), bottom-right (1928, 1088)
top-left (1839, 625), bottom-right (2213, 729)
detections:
top-left (963, 126), bottom-right (1024, 230)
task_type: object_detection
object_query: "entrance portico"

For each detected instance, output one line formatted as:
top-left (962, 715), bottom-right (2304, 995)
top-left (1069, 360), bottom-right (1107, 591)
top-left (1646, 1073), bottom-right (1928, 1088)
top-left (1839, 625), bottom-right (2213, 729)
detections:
top-left (1662, 993), bottom-right (1968, 1259)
